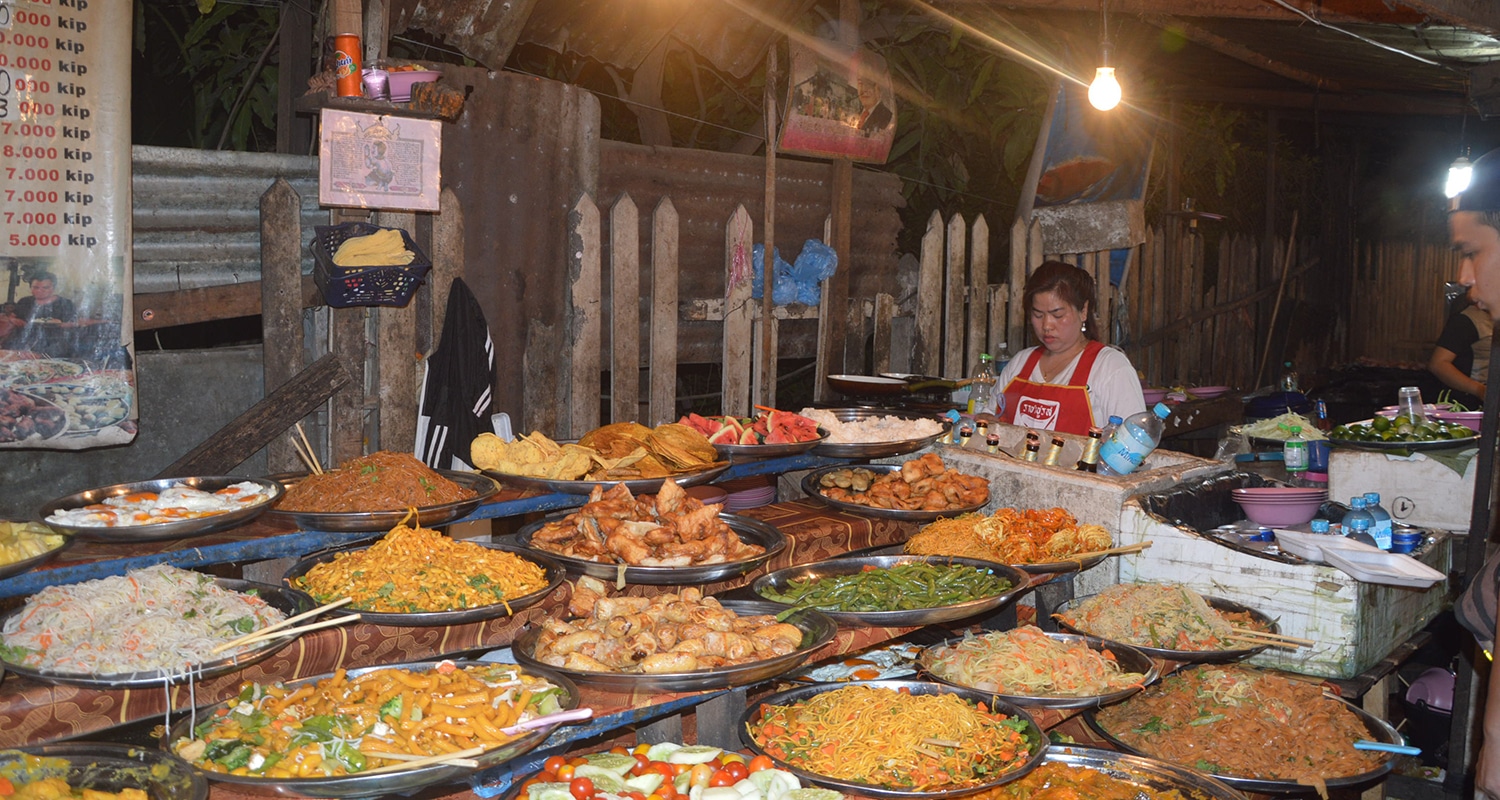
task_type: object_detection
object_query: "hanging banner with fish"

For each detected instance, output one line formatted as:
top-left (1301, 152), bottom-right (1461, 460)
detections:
top-left (778, 44), bottom-right (896, 164)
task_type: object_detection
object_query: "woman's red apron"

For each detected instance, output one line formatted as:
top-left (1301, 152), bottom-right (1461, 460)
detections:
top-left (998, 341), bottom-right (1105, 436)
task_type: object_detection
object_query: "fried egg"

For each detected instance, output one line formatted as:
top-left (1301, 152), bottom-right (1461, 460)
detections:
top-left (47, 481), bottom-right (273, 528)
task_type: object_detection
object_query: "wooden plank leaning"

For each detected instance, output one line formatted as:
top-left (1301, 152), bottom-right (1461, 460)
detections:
top-left (260, 178), bottom-right (305, 474)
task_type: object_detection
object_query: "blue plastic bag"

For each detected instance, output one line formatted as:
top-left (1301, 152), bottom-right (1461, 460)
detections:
top-left (751, 239), bottom-right (838, 306)
top-left (751, 244), bottom-right (798, 305)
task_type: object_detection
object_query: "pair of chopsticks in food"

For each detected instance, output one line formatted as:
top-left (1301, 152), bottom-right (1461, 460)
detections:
top-left (1225, 628), bottom-right (1315, 650)
top-left (289, 422), bottom-right (323, 475)
top-left (359, 709), bottom-right (596, 773)
top-left (1065, 541), bottom-right (1153, 561)
top-left (209, 597), bottom-right (357, 654)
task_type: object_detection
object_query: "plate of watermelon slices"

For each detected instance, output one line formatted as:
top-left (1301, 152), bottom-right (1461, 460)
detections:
top-left (679, 411), bottom-right (829, 460)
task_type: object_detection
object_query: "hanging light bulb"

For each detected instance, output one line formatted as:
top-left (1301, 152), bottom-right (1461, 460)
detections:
top-left (1089, 66), bottom-right (1121, 110)
top-left (1088, 2), bottom-right (1120, 110)
top-left (1447, 156), bottom-right (1473, 198)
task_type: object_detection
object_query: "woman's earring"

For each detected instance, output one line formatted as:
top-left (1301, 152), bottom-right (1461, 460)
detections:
top-left (1081, 320), bottom-right (1088, 334)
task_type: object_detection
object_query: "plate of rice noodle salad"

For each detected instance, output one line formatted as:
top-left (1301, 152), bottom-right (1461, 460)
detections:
top-left (0, 742), bottom-right (209, 800)
top-left (0, 564), bottom-right (312, 689)
top-left (741, 681), bottom-right (1046, 798)
top-left (918, 626), bottom-right (1159, 709)
top-left (167, 660), bottom-right (580, 798)
top-left (904, 507), bottom-right (1114, 573)
top-left (1087, 665), bottom-right (1400, 794)
top-left (958, 745), bottom-right (1246, 800)
top-left (1053, 583), bottom-right (1279, 662)
top-left (266, 451), bottom-right (498, 532)
top-left (284, 519), bottom-right (565, 626)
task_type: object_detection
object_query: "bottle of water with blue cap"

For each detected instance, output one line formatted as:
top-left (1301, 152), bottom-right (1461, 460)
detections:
top-left (1363, 492), bottom-right (1393, 550)
top-left (1098, 403), bottom-right (1172, 476)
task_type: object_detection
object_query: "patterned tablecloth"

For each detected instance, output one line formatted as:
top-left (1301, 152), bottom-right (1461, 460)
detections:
top-left (0, 499), bottom-right (920, 746)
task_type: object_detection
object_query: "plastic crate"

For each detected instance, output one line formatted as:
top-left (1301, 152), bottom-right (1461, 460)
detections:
top-left (311, 222), bottom-right (433, 308)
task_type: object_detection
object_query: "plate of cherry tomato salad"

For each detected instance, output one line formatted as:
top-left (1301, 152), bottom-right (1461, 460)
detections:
top-left (518, 743), bottom-right (841, 800)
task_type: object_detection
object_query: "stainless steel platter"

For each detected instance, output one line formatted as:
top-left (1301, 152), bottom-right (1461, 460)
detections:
top-left (918, 630), bottom-right (1160, 709)
top-left (800, 464), bottom-right (986, 522)
top-left (0, 742), bottom-right (208, 800)
top-left (0, 578), bottom-right (314, 690)
top-left (837, 542), bottom-right (1109, 576)
top-left (165, 660), bottom-right (580, 799)
top-left (512, 511), bottom-right (786, 585)
top-left (1085, 682), bottom-right (1400, 794)
top-left (1010, 746), bottom-right (1249, 800)
top-left (739, 679), bottom-right (1047, 799)
top-left (282, 542), bottom-right (566, 627)
top-left (263, 469), bottom-right (499, 532)
top-left (0, 531), bottom-right (72, 581)
top-left (1053, 594), bottom-right (1278, 663)
top-left (485, 460), bottom-right (731, 496)
top-left (805, 408), bottom-right (952, 459)
top-left (1327, 426), bottom-right (1479, 452)
top-left (38, 476), bottom-right (284, 542)
top-left (512, 600), bottom-right (835, 692)
top-left (713, 426), bottom-right (830, 460)
top-left (751, 555), bottom-right (1031, 627)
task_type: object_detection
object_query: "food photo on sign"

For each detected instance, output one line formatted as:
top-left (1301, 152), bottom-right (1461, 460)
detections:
top-left (778, 44), bottom-right (896, 164)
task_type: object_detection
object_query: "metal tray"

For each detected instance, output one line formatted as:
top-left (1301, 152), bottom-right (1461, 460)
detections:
top-left (264, 469), bottom-right (499, 532)
top-left (513, 511), bottom-right (786, 585)
top-left (38, 476), bottom-right (284, 542)
top-left (165, 660), bottom-right (580, 799)
top-left (1327, 419), bottom-right (1478, 451)
top-left (512, 600), bottom-right (835, 692)
top-left (739, 679), bottom-right (1047, 798)
top-left (850, 540), bottom-right (1111, 576)
top-left (713, 426), bottom-right (830, 460)
top-left (1085, 677), bottom-right (1400, 794)
top-left (751, 555), bottom-right (1031, 627)
top-left (918, 631), bottom-right (1160, 709)
top-left (800, 464), bottom-right (987, 522)
top-left (1053, 594), bottom-right (1278, 663)
top-left (0, 578), bottom-right (314, 690)
top-left (485, 460), bottom-right (731, 496)
top-left (282, 542), bottom-right (566, 627)
top-left (0, 742), bottom-right (208, 800)
top-left (806, 408), bottom-right (952, 459)
top-left (0, 531), bottom-right (72, 581)
top-left (1010, 745), bottom-right (1248, 800)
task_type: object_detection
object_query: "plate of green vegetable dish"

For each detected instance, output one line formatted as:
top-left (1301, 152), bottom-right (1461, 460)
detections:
top-left (1328, 416), bottom-right (1477, 451)
top-left (751, 555), bottom-right (1032, 627)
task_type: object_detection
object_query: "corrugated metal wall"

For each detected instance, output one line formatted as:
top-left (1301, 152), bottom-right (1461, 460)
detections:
top-left (131, 145), bottom-right (323, 293)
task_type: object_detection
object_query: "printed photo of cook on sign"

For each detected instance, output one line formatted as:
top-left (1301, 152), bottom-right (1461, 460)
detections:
top-left (778, 45), bottom-right (896, 164)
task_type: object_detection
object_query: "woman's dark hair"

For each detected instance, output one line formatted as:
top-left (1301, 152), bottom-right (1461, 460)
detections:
top-left (1022, 260), bottom-right (1100, 341)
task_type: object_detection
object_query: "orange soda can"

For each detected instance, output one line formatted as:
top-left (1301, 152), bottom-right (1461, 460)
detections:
top-left (333, 34), bottom-right (362, 97)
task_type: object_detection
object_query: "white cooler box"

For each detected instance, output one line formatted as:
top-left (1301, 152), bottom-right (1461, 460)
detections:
top-left (1328, 447), bottom-right (1475, 533)
top-left (1117, 472), bottom-right (1451, 679)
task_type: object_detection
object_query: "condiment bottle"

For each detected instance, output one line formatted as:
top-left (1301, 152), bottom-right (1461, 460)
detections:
top-left (1022, 431), bottom-right (1040, 462)
top-left (985, 433), bottom-right (1000, 453)
top-left (958, 423), bottom-right (974, 447)
top-left (1043, 436), bottom-right (1065, 466)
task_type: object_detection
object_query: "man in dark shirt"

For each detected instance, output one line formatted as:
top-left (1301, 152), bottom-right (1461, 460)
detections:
top-left (1430, 300), bottom-right (1491, 407)
top-left (2, 272), bottom-right (77, 354)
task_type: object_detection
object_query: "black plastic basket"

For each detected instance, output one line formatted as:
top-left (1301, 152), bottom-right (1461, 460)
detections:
top-left (311, 222), bottom-right (433, 308)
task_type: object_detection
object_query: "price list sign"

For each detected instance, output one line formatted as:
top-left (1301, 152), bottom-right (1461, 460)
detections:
top-left (0, 0), bottom-right (135, 449)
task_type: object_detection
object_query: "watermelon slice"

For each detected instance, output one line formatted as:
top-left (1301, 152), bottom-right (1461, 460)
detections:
top-left (708, 426), bottom-right (740, 445)
top-left (739, 427), bottom-right (761, 445)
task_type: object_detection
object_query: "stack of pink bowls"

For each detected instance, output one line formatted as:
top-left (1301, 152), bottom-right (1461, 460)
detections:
top-left (714, 475), bottom-right (777, 511)
top-left (1232, 486), bottom-right (1328, 526)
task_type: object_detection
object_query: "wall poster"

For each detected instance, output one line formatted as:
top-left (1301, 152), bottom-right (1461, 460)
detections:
top-left (778, 43), bottom-right (896, 164)
top-left (319, 109), bottom-right (441, 211)
top-left (0, 0), bottom-right (135, 449)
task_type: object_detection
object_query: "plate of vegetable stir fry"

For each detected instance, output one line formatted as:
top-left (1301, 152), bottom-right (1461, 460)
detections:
top-left (1052, 583), bottom-right (1279, 663)
top-left (751, 556), bottom-right (1031, 627)
top-left (919, 628), bottom-right (1159, 709)
top-left (166, 660), bottom-right (580, 798)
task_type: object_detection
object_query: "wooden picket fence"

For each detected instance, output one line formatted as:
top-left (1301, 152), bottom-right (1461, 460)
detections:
top-left (1351, 240), bottom-right (1461, 365)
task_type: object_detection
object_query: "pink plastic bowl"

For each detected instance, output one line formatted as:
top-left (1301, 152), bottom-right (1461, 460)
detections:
top-left (1234, 491), bottom-right (1326, 526)
top-left (387, 69), bottom-right (441, 102)
top-left (1142, 388), bottom-right (1169, 404)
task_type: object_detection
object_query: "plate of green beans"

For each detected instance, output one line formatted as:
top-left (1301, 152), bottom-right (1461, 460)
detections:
top-left (751, 555), bottom-right (1033, 627)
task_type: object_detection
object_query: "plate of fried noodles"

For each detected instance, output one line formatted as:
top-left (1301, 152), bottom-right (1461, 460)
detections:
top-left (919, 627), bottom-right (1159, 709)
top-left (1053, 583), bottom-right (1279, 663)
top-left (903, 506), bottom-right (1113, 574)
top-left (266, 451), bottom-right (498, 532)
top-left (962, 745), bottom-right (1246, 800)
top-left (1086, 665), bottom-right (1400, 794)
top-left (740, 680), bottom-right (1046, 798)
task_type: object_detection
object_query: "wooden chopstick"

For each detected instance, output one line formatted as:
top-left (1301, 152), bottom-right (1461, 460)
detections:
top-left (1228, 628), bottom-right (1315, 648)
top-left (211, 597), bottom-right (354, 654)
top-left (361, 750), bottom-right (479, 768)
top-left (215, 614), bottom-right (360, 651)
top-left (1227, 634), bottom-right (1302, 650)
top-left (294, 422), bottom-right (323, 475)
top-left (1064, 541), bottom-right (1154, 560)
top-left (360, 746), bottom-right (487, 775)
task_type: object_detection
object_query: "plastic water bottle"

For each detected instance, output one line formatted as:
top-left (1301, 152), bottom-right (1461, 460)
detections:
top-left (1098, 403), bottom-right (1172, 476)
top-left (1363, 492), bottom-right (1394, 550)
top-left (1344, 497), bottom-right (1376, 545)
top-left (993, 342), bottom-right (1011, 378)
top-left (1096, 415), bottom-right (1127, 476)
top-left (1283, 426), bottom-right (1309, 485)
top-left (968, 354), bottom-right (996, 415)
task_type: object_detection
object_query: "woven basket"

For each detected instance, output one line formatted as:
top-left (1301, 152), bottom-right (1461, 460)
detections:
top-left (311, 222), bottom-right (432, 308)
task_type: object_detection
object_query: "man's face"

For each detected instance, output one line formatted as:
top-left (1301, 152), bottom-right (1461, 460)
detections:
top-left (29, 279), bottom-right (54, 303)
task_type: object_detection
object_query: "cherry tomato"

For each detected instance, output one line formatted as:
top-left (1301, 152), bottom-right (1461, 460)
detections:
top-left (556, 765), bottom-right (576, 781)
top-left (709, 757), bottom-right (725, 769)
top-left (544, 756), bottom-right (568, 774)
top-left (672, 763), bottom-right (691, 777)
top-left (536, 771), bottom-right (558, 784)
top-left (719, 753), bottom-right (746, 766)
top-left (689, 763), bottom-right (715, 789)
top-left (748, 756), bottom-right (775, 773)
top-left (611, 746), bottom-right (631, 756)
top-left (724, 762), bottom-right (749, 782)
top-left (708, 770), bottom-right (736, 788)
top-left (625, 793), bottom-right (646, 800)
top-left (570, 757), bottom-right (589, 768)
top-left (655, 780), bottom-right (677, 800)
top-left (633, 744), bottom-right (653, 756)
top-left (650, 762), bottom-right (677, 779)
top-left (570, 777), bottom-right (595, 800)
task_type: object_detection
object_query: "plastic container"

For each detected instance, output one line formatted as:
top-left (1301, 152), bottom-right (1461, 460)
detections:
top-left (311, 222), bottom-right (433, 308)
top-left (967, 353), bottom-right (995, 415)
top-left (1390, 531), bottom-right (1424, 554)
top-left (1283, 425), bottom-right (1309, 477)
top-left (1097, 403), bottom-right (1171, 476)
top-left (1398, 386), bottom-right (1428, 423)
top-left (1344, 497), bottom-right (1376, 544)
top-left (1363, 491), bottom-right (1394, 550)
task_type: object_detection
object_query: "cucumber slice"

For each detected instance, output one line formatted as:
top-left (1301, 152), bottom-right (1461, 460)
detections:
top-left (585, 774), bottom-right (626, 795)
top-left (576, 764), bottom-right (627, 784)
top-left (788, 790), bottom-right (843, 800)
top-left (666, 745), bottom-right (724, 764)
top-left (582, 753), bottom-right (640, 776)
top-left (645, 742), bottom-right (682, 763)
top-left (528, 782), bottom-right (574, 800)
top-left (625, 773), bottom-right (666, 794)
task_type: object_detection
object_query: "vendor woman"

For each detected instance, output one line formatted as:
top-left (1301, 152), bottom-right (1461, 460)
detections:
top-left (996, 261), bottom-right (1146, 435)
